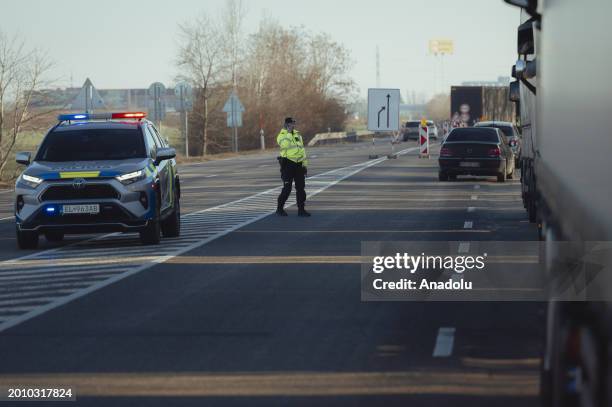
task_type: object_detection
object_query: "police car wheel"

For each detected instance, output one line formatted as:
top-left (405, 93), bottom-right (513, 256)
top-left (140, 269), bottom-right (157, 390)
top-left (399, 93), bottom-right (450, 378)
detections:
top-left (16, 226), bottom-right (38, 249)
top-left (161, 191), bottom-right (180, 238)
top-left (140, 196), bottom-right (161, 245)
top-left (45, 231), bottom-right (64, 242)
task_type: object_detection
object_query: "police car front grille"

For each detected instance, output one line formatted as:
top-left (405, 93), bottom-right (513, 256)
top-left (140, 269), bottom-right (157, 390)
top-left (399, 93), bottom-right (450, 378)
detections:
top-left (41, 184), bottom-right (120, 201)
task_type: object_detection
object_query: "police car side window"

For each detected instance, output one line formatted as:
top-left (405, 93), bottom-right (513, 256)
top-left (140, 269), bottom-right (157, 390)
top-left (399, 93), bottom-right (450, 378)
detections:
top-left (143, 127), bottom-right (157, 158)
top-left (149, 125), bottom-right (167, 147)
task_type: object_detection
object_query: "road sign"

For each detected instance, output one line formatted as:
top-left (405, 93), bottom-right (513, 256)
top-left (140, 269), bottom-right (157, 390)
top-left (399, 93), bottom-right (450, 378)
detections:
top-left (70, 78), bottom-right (106, 112)
top-left (223, 91), bottom-right (245, 128)
top-left (429, 39), bottom-right (454, 55)
top-left (148, 82), bottom-right (166, 123)
top-left (174, 82), bottom-right (193, 112)
top-left (367, 88), bottom-right (400, 132)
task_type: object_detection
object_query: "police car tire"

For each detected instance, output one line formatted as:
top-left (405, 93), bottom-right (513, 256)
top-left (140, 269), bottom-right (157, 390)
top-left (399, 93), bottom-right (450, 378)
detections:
top-left (161, 191), bottom-right (180, 238)
top-left (16, 226), bottom-right (38, 249)
top-left (140, 196), bottom-right (161, 245)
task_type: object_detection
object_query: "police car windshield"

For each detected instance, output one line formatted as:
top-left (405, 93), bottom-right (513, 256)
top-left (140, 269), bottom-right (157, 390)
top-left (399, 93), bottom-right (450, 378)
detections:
top-left (36, 128), bottom-right (147, 162)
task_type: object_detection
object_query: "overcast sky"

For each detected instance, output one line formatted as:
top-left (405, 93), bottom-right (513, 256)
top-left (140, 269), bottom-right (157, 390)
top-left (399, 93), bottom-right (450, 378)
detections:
top-left (0, 0), bottom-right (520, 99)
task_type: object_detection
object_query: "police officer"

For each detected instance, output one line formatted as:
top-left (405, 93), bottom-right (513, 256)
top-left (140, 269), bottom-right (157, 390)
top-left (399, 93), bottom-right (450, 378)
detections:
top-left (276, 117), bottom-right (311, 217)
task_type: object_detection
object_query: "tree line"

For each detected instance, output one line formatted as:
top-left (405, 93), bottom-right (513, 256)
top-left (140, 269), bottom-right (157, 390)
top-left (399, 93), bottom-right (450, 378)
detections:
top-left (176, 0), bottom-right (355, 155)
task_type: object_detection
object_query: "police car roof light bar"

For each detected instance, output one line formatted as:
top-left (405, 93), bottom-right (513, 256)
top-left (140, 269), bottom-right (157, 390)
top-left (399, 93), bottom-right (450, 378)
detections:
top-left (57, 112), bottom-right (147, 122)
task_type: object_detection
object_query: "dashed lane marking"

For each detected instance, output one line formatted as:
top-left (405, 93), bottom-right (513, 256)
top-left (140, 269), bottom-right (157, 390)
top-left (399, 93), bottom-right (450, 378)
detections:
top-left (0, 146), bottom-right (420, 333)
top-left (458, 242), bottom-right (470, 253)
top-left (433, 327), bottom-right (456, 357)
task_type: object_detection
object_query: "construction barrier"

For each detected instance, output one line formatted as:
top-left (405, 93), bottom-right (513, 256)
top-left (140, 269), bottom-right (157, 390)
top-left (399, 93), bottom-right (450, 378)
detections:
top-left (419, 125), bottom-right (429, 158)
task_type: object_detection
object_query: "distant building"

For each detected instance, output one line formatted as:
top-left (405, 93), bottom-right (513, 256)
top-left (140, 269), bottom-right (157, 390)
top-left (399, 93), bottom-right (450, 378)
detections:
top-left (30, 81), bottom-right (179, 112)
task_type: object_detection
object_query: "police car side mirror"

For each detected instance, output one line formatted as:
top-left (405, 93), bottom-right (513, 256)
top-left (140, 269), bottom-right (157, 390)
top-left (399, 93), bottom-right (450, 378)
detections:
top-left (16, 152), bottom-right (31, 166)
top-left (154, 147), bottom-right (176, 165)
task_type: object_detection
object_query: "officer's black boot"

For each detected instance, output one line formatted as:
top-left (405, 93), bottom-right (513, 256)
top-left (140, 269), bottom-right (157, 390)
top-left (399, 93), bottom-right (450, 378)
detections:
top-left (276, 204), bottom-right (288, 216)
top-left (298, 207), bottom-right (311, 217)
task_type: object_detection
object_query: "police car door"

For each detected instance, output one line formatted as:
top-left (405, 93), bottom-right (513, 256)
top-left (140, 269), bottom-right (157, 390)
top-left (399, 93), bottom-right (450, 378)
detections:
top-left (150, 125), bottom-right (173, 210)
top-left (144, 126), bottom-right (169, 211)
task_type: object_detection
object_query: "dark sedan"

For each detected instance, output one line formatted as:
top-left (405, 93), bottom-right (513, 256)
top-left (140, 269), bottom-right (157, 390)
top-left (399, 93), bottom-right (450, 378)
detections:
top-left (474, 121), bottom-right (522, 167)
top-left (438, 127), bottom-right (515, 182)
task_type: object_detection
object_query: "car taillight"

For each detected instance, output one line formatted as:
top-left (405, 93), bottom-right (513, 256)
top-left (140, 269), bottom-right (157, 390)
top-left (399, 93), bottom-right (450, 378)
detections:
top-left (440, 147), bottom-right (452, 157)
top-left (488, 147), bottom-right (501, 157)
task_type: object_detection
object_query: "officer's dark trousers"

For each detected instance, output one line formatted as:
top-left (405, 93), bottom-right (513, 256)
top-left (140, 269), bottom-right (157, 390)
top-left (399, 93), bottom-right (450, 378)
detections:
top-left (277, 159), bottom-right (306, 210)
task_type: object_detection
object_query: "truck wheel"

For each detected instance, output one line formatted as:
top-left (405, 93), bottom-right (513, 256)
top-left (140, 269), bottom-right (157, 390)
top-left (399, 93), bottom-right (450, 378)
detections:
top-left (438, 172), bottom-right (448, 181)
top-left (16, 226), bottom-right (38, 249)
top-left (140, 195), bottom-right (161, 245)
top-left (45, 231), bottom-right (64, 242)
top-left (161, 190), bottom-right (181, 238)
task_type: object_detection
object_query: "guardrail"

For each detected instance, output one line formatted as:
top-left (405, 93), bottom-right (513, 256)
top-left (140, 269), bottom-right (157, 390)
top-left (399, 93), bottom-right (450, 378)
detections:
top-left (308, 130), bottom-right (376, 147)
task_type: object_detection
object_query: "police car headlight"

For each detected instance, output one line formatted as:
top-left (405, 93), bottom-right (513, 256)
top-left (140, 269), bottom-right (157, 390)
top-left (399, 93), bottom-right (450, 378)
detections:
top-left (116, 169), bottom-right (146, 185)
top-left (19, 174), bottom-right (43, 189)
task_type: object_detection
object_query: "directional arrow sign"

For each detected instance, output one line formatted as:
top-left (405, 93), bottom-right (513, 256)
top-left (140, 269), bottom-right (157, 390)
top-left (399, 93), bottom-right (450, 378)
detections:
top-left (147, 82), bottom-right (166, 123)
top-left (223, 91), bottom-right (245, 128)
top-left (367, 88), bottom-right (400, 132)
top-left (174, 82), bottom-right (193, 112)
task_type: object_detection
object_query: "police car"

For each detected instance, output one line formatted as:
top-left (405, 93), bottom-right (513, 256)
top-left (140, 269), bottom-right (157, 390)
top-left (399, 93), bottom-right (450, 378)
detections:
top-left (14, 112), bottom-right (181, 249)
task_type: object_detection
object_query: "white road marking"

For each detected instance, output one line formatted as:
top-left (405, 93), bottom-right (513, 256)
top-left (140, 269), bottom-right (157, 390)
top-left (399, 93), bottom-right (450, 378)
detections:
top-left (463, 221), bottom-right (473, 229)
top-left (0, 216), bottom-right (13, 221)
top-left (433, 327), bottom-right (456, 357)
top-left (204, 174), bottom-right (218, 178)
top-left (471, 195), bottom-right (478, 201)
top-left (458, 242), bottom-right (470, 253)
top-left (467, 207), bottom-right (476, 213)
top-left (0, 146), bottom-right (420, 333)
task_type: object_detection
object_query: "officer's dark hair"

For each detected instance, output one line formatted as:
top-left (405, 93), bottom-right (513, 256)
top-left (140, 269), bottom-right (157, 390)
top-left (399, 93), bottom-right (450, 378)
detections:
top-left (284, 117), bottom-right (296, 125)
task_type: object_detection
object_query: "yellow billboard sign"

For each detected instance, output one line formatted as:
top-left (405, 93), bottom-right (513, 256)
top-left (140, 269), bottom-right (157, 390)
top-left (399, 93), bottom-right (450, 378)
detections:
top-left (429, 39), bottom-right (454, 55)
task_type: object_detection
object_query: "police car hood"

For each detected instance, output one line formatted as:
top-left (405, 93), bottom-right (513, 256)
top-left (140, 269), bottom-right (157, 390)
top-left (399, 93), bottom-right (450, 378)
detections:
top-left (26, 158), bottom-right (150, 180)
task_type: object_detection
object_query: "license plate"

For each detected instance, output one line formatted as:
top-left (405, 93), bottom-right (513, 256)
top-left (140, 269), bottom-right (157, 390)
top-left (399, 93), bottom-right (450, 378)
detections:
top-left (460, 162), bottom-right (480, 168)
top-left (62, 204), bottom-right (100, 215)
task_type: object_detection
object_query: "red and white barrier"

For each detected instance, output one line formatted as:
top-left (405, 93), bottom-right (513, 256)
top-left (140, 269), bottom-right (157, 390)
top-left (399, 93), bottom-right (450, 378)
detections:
top-left (419, 125), bottom-right (429, 158)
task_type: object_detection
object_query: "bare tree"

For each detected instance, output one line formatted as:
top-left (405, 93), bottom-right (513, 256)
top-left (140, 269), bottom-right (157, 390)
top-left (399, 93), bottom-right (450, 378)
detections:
top-left (221, 0), bottom-right (246, 88)
top-left (176, 14), bottom-right (224, 155)
top-left (426, 93), bottom-right (451, 121)
top-left (0, 31), bottom-right (52, 176)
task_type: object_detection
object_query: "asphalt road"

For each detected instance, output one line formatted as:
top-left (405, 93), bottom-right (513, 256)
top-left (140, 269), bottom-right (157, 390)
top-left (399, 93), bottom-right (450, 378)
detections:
top-left (0, 139), bottom-right (543, 406)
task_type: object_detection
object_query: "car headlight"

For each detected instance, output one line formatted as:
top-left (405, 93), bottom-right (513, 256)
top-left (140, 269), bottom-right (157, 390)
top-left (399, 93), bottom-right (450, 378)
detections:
top-left (116, 169), bottom-right (146, 185)
top-left (19, 174), bottom-right (43, 189)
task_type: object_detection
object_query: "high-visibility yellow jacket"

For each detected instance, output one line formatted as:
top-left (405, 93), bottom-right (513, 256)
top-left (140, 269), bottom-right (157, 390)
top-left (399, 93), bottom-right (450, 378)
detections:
top-left (277, 128), bottom-right (308, 167)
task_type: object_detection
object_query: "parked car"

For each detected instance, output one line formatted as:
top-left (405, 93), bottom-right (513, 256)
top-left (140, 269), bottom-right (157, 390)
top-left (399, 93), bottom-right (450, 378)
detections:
top-left (474, 121), bottom-right (521, 166)
top-left (438, 127), bottom-right (515, 182)
top-left (401, 120), bottom-right (421, 141)
top-left (426, 121), bottom-right (439, 140)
